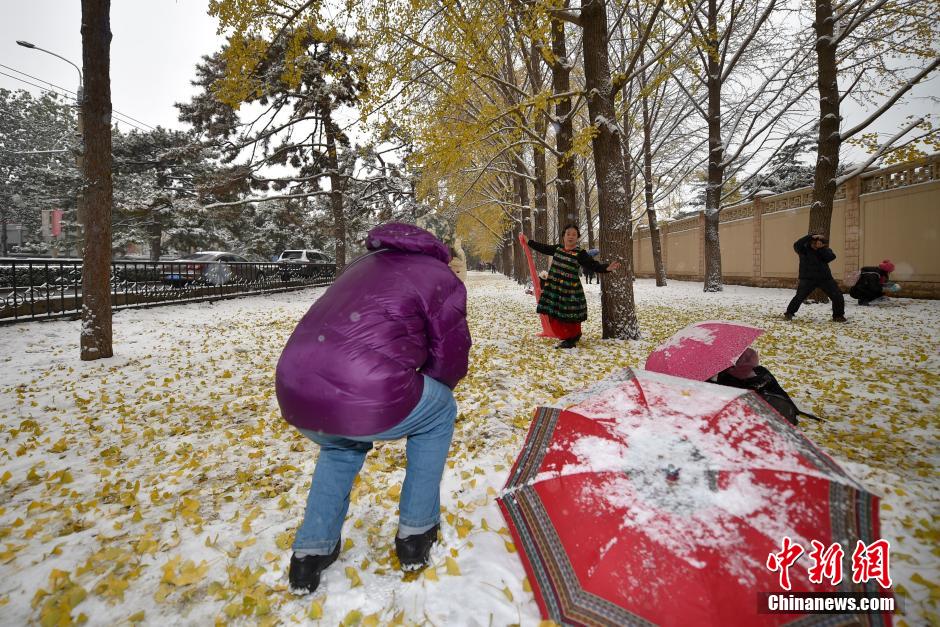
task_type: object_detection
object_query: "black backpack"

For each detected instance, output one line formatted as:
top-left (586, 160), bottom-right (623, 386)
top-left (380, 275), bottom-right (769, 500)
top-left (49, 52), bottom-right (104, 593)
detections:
top-left (715, 367), bottom-right (821, 426)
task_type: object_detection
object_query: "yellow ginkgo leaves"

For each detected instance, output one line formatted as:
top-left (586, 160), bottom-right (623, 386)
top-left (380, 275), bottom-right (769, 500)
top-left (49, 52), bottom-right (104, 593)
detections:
top-left (161, 557), bottom-right (209, 587)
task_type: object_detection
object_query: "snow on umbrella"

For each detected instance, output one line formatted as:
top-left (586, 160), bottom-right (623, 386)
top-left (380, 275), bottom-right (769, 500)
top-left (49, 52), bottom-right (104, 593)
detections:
top-left (645, 321), bottom-right (765, 382)
top-left (497, 369), bottom-right (889, 627)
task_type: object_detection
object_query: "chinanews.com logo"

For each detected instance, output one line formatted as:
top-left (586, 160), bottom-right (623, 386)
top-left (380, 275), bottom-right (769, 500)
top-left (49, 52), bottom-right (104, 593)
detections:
top-left (759, 536), bottom-right (897, 615)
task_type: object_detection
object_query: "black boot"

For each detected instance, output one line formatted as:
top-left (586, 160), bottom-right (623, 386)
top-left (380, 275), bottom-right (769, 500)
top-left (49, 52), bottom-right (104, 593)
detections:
top-left (555, 334), bottom-right (581, 349)
top-left (289, 539), bottom-right (341, 593)
top-left (396, 524), bottom-right (440, 571)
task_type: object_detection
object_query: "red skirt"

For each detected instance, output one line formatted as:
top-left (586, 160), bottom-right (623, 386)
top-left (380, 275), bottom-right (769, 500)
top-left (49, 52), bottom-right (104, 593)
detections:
top-left (548, 318), bottom-right (581, 340)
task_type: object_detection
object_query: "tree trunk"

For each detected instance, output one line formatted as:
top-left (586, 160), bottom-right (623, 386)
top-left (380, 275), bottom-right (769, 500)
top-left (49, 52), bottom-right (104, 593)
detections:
top-left (533, 145), bottom-right (549, 271)
top-left (808, 0), bottom-right (840, 239)
top-left (513, 161), bottom-right (530, 284)
top-left (581, 0), bottom-right (639, 339)
top-left (582, 159), bottom-right (596, 249)
top-left (702, 0), bottom-right (724, 292)
top-left (80, 0), bottom-right (114, 360)
top-left (804, 0), bottom-right (841, 304)
top-left (621, 88), bottom-right (635, 282)
top-left (641, 85), bottom-right (666, 286)
top-left (501, 233), bottom-right (513, 277)
top-left (323, 113), bottom-right (346, 270)
top-left (0, 205), bottom-right (8, 256)
top-left (550, 14), bottom-right (579, 237)
top-left (148, 218), bottom-right (162, 261)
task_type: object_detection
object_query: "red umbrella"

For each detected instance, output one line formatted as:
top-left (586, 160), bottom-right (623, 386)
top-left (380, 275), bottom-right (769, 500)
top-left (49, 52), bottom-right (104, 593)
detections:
top-left (498, 369), bottom-right (890, 626)
top-left (645, 321), bottom-right (764, 381)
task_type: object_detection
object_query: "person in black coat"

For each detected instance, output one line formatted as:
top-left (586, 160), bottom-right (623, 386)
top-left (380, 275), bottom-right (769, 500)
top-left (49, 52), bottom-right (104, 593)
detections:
top-left (711, 348), bottom-right (819, 426)
top-left (849, 259), bottom-right (895, 305)
top-left (784, 234), bottom-right (846, 322)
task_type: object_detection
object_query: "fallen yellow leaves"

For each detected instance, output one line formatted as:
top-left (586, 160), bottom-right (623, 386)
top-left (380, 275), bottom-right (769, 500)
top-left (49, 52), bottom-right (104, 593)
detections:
top-left (0, 274), bottom-right (936, 625)
top-left (31, 569), bottom-right (87, 627)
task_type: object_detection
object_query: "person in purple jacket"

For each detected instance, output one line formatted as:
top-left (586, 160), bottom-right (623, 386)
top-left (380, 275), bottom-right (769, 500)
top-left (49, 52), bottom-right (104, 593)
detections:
top-left (275, 222), bottom-right (472, 593)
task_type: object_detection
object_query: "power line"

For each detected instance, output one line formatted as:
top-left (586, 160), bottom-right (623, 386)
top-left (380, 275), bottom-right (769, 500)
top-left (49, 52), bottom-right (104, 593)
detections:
top-left (0, 69), bottom-right (150, 133)
top-left (0, 69), bottom-right (70, 97)
top-left (0, 62), bottom-right (157, 131)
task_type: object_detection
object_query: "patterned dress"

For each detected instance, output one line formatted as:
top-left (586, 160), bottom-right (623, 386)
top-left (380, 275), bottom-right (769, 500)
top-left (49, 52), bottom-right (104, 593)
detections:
top-left (527, 240), bottom-right (610, 325)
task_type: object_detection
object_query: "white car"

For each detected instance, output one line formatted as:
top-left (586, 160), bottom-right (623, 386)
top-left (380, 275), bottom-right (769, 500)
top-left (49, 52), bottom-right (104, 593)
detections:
top-left (277, 249), bottom-right (333, 281)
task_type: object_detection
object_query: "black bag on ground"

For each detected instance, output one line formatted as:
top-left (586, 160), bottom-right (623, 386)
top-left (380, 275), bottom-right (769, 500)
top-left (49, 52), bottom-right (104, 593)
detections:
top-left (714, 366), bottom-right (820, 426)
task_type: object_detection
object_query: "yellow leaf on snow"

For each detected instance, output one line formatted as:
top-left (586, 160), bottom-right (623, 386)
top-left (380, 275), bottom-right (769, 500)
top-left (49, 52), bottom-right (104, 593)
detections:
top-left (308, 600), bottom-right (323, 619)
top-left (275, 531), bottom-right (293, 550)
top-left (94, 574), bottom-right (130, 601)
top-left (0, 543), bottom-right (26, 564)
top-left (162, 557), bottom-right (209, 586)
top-left (346, 566), bottom-right (362, 588)
top-left (342, 609), bottom-right (363, 626)
top-left (136, 532), bottom-right (158, 555)
top-left (424, 568), bottom-right (439, 582)
top-left (445, 556), bottom-right (461, 576)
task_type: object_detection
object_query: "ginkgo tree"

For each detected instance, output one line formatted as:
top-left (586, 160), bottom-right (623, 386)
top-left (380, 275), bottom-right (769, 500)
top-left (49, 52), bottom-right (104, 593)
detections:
top-left (806, 0), bottom-right (939, 240)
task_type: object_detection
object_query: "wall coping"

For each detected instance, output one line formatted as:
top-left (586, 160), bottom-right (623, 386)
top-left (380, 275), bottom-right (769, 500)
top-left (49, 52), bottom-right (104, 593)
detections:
top-left (638, 153), bottom-right (940, 235)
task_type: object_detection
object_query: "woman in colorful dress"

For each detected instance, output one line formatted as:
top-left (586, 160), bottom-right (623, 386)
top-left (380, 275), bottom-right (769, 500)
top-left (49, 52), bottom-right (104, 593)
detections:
top-left (521, 224), bottom-right (621, 349)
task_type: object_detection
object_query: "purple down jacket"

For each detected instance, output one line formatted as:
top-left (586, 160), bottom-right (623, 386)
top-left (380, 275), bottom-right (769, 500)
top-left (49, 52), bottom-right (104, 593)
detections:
top-left (275, 223), bottom-right (471, 436)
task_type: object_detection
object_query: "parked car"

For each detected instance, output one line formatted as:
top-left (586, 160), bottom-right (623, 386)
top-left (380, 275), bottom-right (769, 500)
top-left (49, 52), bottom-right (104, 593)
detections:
top-left (277, 249), bottom-right (333, 281)
top-left (161, 251), bottom-right (266, 287)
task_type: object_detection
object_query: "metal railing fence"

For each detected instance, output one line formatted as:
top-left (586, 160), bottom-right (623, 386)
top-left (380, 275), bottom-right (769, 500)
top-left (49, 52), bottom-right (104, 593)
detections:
top-left (0, 258), bottom-right (335, 323)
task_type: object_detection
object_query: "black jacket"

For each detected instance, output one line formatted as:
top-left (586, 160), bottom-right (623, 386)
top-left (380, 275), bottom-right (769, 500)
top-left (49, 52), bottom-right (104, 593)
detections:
top-left (793, 234), bottom-right (836, 281)
top-left (715, 366), bottom-right (801, 425)
top-left (849, 266), bottom-right (887, 301)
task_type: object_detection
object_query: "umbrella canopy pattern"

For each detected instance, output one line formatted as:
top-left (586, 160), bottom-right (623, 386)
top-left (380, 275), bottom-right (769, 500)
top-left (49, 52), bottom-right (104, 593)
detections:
top-left (645, 321), bottom-right (764, 382)
top-left (498, 369), bottom-right (888, 627)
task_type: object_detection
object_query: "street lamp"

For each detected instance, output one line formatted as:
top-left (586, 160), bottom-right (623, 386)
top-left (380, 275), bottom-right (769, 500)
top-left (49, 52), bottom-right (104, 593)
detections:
top-left (16, 40), bottom-right (83, 100)
top-left (16, 39), bottom-right (84, 258)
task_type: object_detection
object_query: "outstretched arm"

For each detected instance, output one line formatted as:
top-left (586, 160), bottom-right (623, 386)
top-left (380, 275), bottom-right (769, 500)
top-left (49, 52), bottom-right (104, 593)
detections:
top-left (577, 250), bottom-right (621, 273)
top-left (521, 234), bottom-right (556, 256)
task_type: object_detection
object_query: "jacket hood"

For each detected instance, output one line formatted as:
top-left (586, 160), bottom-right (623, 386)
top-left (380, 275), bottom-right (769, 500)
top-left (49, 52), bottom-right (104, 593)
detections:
top-left (365, 222), bottom-right (450, 264)
top-left (727, 347), bottom-right (759, 379)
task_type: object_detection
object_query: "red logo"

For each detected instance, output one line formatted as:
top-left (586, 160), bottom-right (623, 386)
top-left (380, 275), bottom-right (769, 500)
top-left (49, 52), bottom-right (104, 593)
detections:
top-left (766, 536), bottom-right (804, 590)
top-left (852, 539), bottom-right (892, 589)
top-left (807, 540), bottom-right (845, 585)
top-left (766, 538), bottom-right (892, 590)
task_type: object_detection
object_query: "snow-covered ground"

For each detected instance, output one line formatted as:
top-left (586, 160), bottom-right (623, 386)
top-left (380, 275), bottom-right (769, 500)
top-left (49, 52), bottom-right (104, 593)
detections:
top-left (0, 272), bottom-right (937, 626)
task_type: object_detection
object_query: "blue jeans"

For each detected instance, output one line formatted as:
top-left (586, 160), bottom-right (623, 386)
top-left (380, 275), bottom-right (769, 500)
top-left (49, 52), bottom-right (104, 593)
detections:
top-left (292, 375), bottom-right (458, 555)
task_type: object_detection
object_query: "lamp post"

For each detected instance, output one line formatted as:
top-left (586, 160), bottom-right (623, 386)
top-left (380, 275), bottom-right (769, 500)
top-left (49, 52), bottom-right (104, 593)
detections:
top-left (16, 40), bottom-right (83, 258)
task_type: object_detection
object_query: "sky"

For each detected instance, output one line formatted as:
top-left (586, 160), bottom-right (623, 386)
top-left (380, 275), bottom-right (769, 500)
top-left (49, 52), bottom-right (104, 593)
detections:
top-left (0, 1), bottom-right (936, 152)
top-left (0, 0), bottom-right (223, 132)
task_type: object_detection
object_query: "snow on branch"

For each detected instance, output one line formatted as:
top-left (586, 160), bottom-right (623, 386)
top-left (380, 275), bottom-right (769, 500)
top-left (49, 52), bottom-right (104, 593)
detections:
top-left (836, 116), bottom-right (923, 185)
top-left (840, 58), bottom-right (940, 141)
